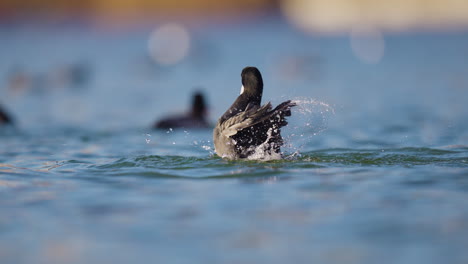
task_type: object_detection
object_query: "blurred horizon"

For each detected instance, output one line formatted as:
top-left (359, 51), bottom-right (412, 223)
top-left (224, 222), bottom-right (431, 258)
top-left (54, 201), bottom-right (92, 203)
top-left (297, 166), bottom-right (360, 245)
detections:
top-left (1, 0), bottom-right (468, 33)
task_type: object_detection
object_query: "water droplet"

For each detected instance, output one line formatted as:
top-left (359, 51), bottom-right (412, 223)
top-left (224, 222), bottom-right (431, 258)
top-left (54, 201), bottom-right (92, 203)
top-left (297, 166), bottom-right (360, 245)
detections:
top-left (202, 145), bottom-right (211, 151)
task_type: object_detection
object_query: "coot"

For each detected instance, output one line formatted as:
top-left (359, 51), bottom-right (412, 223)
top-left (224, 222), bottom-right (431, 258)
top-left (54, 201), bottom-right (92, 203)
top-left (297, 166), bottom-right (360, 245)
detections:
top-left (213, 67), bottom-right (295, 159)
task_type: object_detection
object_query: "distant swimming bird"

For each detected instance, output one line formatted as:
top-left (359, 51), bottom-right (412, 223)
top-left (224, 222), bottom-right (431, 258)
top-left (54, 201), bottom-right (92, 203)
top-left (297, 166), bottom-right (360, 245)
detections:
top-left (0, 104), bottom-right (13, 125)
top-left (213, 67), bottom-right (296, 159)
top-left (154, 91), bottom-right (211, 129)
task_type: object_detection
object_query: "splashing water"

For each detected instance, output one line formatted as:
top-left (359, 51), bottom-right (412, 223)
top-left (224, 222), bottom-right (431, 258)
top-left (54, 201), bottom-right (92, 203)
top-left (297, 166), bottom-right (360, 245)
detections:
top-left (291, 97), bottom-right (335, 121)
top-left (144, 133), bottom-right (152, 144)
top-left (247, 128), bottom-right (283, 161)
top-left (201, 145), bottom-right (213, 152)
top-left (218, 97), bottom-right (335, 161)
top-left (282, 97), bottom-right (335, 156)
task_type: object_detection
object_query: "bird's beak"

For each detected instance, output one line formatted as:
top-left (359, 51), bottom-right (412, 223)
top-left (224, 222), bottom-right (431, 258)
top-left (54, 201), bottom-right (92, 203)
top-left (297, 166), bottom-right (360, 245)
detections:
top-left (240, 85), bottom-right (244, 95)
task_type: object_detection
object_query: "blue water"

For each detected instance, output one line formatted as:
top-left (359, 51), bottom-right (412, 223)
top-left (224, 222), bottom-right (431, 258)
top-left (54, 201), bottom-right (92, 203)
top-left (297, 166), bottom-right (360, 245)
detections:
top-left (1, 17), bottom-right (468, 263)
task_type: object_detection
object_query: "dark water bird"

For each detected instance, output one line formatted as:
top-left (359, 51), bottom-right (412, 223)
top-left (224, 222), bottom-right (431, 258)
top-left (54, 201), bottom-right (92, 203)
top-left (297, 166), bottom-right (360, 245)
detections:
top-left (0, 103), bottom-right (13, 125)
top-left (154, 91), bottom-right (211, 129)
top-left (213, 66), bottom-right (296, 160)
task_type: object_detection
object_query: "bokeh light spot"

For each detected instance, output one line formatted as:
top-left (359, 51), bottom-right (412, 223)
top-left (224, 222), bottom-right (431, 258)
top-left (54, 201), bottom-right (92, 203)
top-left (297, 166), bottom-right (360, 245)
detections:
top-left (350, 26), bottom-right (385, 64)
top-left (148, 23), bottom-right (191, 65)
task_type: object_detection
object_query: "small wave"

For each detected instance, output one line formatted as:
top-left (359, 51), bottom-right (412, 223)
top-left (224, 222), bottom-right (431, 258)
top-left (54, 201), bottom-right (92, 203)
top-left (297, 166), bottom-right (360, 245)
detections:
top-left (289, 147), bottom-right (467, 167)
top-left (63, 146), bottom-right (467, 181)
top-left (93, 155), bottom-right (219, 170)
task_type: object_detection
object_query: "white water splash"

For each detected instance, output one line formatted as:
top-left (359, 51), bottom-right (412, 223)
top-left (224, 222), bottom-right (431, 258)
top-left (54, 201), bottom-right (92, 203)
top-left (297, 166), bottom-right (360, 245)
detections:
top-left (201, 145), bottom-right (212, 151)
top-left (291, 98), bottom-right (335, 115)
top-left (219, 98), bottom-right (335, 161)
top-left (282, 97), bottom-right (335, 156)
top-left (201, 144), bottom-right (216, 156)
top-left (247, 128), bottom-right (283, 161)
top-left (144, 133), bottom-right (152, 144)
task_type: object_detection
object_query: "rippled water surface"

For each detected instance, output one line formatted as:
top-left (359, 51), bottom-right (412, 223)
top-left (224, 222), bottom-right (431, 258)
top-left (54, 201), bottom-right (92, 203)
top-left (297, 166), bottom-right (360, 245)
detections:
top-left (1, 18), bottom-right (468, 264)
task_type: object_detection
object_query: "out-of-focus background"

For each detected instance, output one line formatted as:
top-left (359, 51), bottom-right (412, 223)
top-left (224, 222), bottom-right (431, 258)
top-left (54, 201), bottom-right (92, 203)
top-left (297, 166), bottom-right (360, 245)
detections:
top-left (0, 0), bottom-right (468, 130)
top-left (2, 0), bottom-right (468, 29)
top-left (1, 1), bottom-right (468, 264)
top-left (1, 0), bottom-right (468, 131)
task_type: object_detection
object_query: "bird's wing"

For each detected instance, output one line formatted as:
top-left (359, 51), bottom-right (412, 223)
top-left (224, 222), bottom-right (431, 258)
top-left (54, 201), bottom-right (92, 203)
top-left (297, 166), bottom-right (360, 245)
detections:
top-left (218, 103), bottom-right (272, 137)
